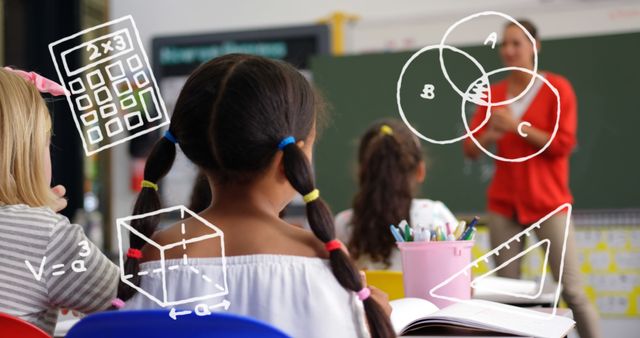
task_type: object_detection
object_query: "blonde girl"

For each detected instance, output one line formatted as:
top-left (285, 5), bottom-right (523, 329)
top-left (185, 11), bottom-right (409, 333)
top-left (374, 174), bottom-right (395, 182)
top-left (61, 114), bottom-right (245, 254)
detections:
top-left (0, 67), bottom-right (118, 335)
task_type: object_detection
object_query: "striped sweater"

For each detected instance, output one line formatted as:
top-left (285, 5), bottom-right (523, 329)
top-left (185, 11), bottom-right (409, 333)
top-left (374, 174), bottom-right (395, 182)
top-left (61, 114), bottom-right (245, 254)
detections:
top-left (0, 204), bottom-right (118, 335)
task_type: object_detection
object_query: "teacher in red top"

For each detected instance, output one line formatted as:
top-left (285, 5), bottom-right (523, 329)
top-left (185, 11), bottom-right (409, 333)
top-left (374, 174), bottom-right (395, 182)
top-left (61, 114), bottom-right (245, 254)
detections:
top-left (463, 20), bottom-right (601, 338)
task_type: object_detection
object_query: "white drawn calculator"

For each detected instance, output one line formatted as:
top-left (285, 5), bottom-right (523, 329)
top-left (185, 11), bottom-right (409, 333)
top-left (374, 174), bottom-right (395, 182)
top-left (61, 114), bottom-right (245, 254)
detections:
top-left (49, 15), bottom-right (169, 156)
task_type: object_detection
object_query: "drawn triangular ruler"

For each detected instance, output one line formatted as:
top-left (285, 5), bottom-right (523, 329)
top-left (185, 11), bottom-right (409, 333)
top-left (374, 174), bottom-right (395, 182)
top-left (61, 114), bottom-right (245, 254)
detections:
top-left (429, 203), bottom-right (572, 319)
top-left (471, 239), bottom-right (550, 300)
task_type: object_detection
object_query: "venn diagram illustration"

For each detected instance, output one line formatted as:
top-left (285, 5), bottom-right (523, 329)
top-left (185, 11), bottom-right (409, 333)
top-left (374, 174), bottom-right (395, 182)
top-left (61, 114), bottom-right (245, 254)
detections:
top-left (396, 11), bottom-right (560, 163)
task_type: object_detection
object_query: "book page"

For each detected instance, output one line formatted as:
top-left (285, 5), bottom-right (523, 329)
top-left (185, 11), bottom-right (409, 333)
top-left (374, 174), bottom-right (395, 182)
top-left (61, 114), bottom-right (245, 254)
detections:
top-left (389, 297), bottom-right (439, 334)
top-left (473, 276), bottom-right (538, 297)
top-left (428, 300), bottom-right (575, 338)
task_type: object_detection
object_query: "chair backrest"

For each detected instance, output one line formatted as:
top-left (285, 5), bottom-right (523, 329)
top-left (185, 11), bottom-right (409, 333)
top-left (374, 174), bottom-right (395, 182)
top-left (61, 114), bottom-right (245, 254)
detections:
top-left (65, 310), bottom-right (291, 338)
top-left (0, 312), bottom-right (50, 338)
top-left (364, 270), bottom-right (405, 300)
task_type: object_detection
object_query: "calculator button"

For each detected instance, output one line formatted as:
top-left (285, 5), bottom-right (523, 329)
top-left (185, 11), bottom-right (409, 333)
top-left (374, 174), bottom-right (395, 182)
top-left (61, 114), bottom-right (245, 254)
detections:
top-left (86, 70), bottom-right (105, 89)
top-left (127, 55), bottom-right (142, 71)
top-left (87, 127), bottom-right (103, 144)
top-left (120, 95), bottom-right (136, 110)
top-left (106, 61), bottom-right (126, 80)
top-left (105, 118), bottom-right (123, 137)
top-left (69, 78), bottom-right (85, 94)
top-left (134, 71), bottom-right (149, 87)
top-left (94, 87), bottom-right (113, 105)
top-left (80, 111), bottom-right (98, 126)
top-left (100, 103), bottom-right (118, 118)
top-left (124, 111), bottom-right (143, 129)
top-left (112, 78), bottom-right (132, 96)
top-left (139, 88), bottom-right (161, 121)
top-left (75, 94), bottom-right (93, 110)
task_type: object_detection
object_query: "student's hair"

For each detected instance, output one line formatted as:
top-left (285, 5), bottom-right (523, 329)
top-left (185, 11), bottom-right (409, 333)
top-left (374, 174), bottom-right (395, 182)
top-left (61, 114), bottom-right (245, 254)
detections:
top-left (0, 68), bottom-right (57, 208)
top-left (506, 19), bottom-right (538, 40)
top-left (349, 119), bottom-right (423, 267)
top-left (188, 171), bottom-right (212, 213)
top-left (118, 54), bottom-right (395, 337)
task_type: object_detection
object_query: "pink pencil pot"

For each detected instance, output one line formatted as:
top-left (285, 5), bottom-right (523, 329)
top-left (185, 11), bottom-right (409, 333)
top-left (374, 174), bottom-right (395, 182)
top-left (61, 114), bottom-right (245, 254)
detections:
top-left (397, 241), bottom-right (474, 308)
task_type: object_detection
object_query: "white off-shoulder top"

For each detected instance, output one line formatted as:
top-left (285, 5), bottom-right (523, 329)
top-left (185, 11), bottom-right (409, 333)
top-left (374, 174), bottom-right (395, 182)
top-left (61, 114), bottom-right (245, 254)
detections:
top-left (124, 254), bottom-right (370, 338)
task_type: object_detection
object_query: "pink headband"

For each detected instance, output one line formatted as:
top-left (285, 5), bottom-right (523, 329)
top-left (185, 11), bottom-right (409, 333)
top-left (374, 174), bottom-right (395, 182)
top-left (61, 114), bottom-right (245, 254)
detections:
top-left (3, 67), bottom-right (68, 96)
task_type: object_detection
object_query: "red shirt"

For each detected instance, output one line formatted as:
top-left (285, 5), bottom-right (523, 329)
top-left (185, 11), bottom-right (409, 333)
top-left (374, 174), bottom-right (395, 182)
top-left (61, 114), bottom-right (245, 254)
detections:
top-left (463, 72), bottom-right (577, 224)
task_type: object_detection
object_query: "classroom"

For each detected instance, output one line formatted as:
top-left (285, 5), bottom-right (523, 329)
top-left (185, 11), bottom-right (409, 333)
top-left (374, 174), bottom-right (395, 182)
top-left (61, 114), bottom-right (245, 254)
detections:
top-left (0, 0), bottom-right (639, 337)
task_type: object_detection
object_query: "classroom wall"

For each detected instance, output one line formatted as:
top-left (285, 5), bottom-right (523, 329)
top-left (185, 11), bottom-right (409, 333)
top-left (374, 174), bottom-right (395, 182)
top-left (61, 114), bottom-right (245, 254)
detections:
top-left (109, 0), bottom-right (640, 236)
top-left (351, 0), bottom-right (640, 52)
top-left (108, 0), bottom-right (640, 238)
top-left (108, 1), bottom-right (640, 336)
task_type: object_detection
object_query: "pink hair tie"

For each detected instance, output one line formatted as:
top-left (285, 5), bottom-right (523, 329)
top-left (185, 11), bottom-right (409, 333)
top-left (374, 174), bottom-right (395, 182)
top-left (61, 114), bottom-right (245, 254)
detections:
top-left (357, 287), bottom-right (371, 301)
top-left (3, 67), bottom-right (69, 96)
top-left (111, 298), bottom-right (125, 309)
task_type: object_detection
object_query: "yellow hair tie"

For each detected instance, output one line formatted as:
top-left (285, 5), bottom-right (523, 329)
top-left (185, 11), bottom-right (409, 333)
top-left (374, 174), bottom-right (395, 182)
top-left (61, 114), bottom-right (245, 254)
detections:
top-left (303, 189), bottom-right (320, 203)
top-left (380, 125), bottom-right (393, 135)
top-left (141, 180), bottom-right (158, 191)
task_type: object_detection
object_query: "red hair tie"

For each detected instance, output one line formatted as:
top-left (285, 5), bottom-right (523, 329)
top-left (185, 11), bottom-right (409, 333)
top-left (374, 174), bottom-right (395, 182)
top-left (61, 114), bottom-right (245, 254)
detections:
top-left (127, 248), bottom-right (143, 259)
top-left (325, 239), bottom-right (342, 252)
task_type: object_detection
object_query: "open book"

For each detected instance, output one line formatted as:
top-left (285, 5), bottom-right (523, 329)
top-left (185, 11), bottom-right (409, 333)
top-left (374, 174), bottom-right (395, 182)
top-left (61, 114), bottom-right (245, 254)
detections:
top-left (473, 276), bottom-right (538, 297)
top-left (390, 298), bottom-right (575, 338)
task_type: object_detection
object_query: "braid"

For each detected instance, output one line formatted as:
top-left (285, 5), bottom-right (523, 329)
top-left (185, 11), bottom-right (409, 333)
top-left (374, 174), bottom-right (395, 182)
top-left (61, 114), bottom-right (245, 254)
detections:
top-left (117, 133), bottom-right (177, 301)
top-left (282, 143), bottom-right (396, 338)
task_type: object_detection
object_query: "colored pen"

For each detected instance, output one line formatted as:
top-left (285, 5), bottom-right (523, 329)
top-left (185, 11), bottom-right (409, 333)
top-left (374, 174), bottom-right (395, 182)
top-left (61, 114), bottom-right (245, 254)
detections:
top-left (397, 224), bottom-right (405, 239)
top-left (458, 216), bottom-right (479, 240)
top-left (405, 223), bottom-right (412, 242)
top-left (415, 226), bottom-right (428, 242)
top-left (447, 234), bottom-right (456, 241)
top-left (434, 226), bottom-right (441, 241)
top-left (424, 229), bottom-right (431, 242)
top-left (430, 231), bottom-right (437, 241)
top-left (454, 221), bottom-right (466, 239)
top-left (414, 226), bottom-right (423, 241)
top-left (445, 222), bottom-right (452, 236)
top-left (390, 225), bottom-right (404, 242)
top-left (463, 227), bottom-right (477, 241)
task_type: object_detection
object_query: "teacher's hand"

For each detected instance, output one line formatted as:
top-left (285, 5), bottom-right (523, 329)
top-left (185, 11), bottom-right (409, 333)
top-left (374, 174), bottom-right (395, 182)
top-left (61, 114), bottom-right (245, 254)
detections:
top-left (490, 107), bottom-right (519, 134)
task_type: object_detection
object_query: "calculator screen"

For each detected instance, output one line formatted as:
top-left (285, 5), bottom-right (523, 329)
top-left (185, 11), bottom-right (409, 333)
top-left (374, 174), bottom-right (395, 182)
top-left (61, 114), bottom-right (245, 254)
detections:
top-left (62, 29), bottom-right (134, 76)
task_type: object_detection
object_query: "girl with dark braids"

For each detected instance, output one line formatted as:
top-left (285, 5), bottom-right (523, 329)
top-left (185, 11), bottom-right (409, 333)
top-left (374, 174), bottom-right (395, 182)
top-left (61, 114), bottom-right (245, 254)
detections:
top-left (119, 54), bottom-right (395, 338)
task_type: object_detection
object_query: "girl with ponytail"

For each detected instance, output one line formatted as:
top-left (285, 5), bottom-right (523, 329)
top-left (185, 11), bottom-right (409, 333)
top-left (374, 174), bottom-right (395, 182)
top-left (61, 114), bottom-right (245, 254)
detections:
top-left (335, 119), bottom-right (457, 270)
top-left (119, 54), bottom-right (395, 337)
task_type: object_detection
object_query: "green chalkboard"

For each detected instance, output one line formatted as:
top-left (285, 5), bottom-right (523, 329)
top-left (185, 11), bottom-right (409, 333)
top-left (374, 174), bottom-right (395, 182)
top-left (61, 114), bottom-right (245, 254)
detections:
top-left (311, 32), bottom-right (640, 214)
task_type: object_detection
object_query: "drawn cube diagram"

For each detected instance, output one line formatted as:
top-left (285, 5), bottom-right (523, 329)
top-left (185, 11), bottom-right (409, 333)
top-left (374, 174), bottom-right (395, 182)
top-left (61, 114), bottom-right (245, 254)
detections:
top-left (117, 205), bottom-right (228, 307)
top-left (49, 15), bottom-right (169, 156)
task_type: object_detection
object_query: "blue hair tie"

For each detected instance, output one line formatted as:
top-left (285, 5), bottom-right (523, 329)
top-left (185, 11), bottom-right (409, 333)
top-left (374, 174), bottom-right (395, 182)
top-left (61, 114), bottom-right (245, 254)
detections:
top-left (278, 136), bottom-right (295, 150)
top-left (164, 130), bottom-right (177, 144)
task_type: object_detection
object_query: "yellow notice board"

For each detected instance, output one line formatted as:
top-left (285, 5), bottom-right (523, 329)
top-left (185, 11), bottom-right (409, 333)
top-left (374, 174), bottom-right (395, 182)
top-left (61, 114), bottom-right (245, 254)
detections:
top-left (470, 215), bottom-right (640, 318)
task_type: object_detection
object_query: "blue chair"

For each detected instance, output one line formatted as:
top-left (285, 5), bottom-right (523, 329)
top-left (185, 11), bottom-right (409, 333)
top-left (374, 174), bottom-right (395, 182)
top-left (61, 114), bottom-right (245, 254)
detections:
top-left (66, 310), bottom-right (291, 338)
